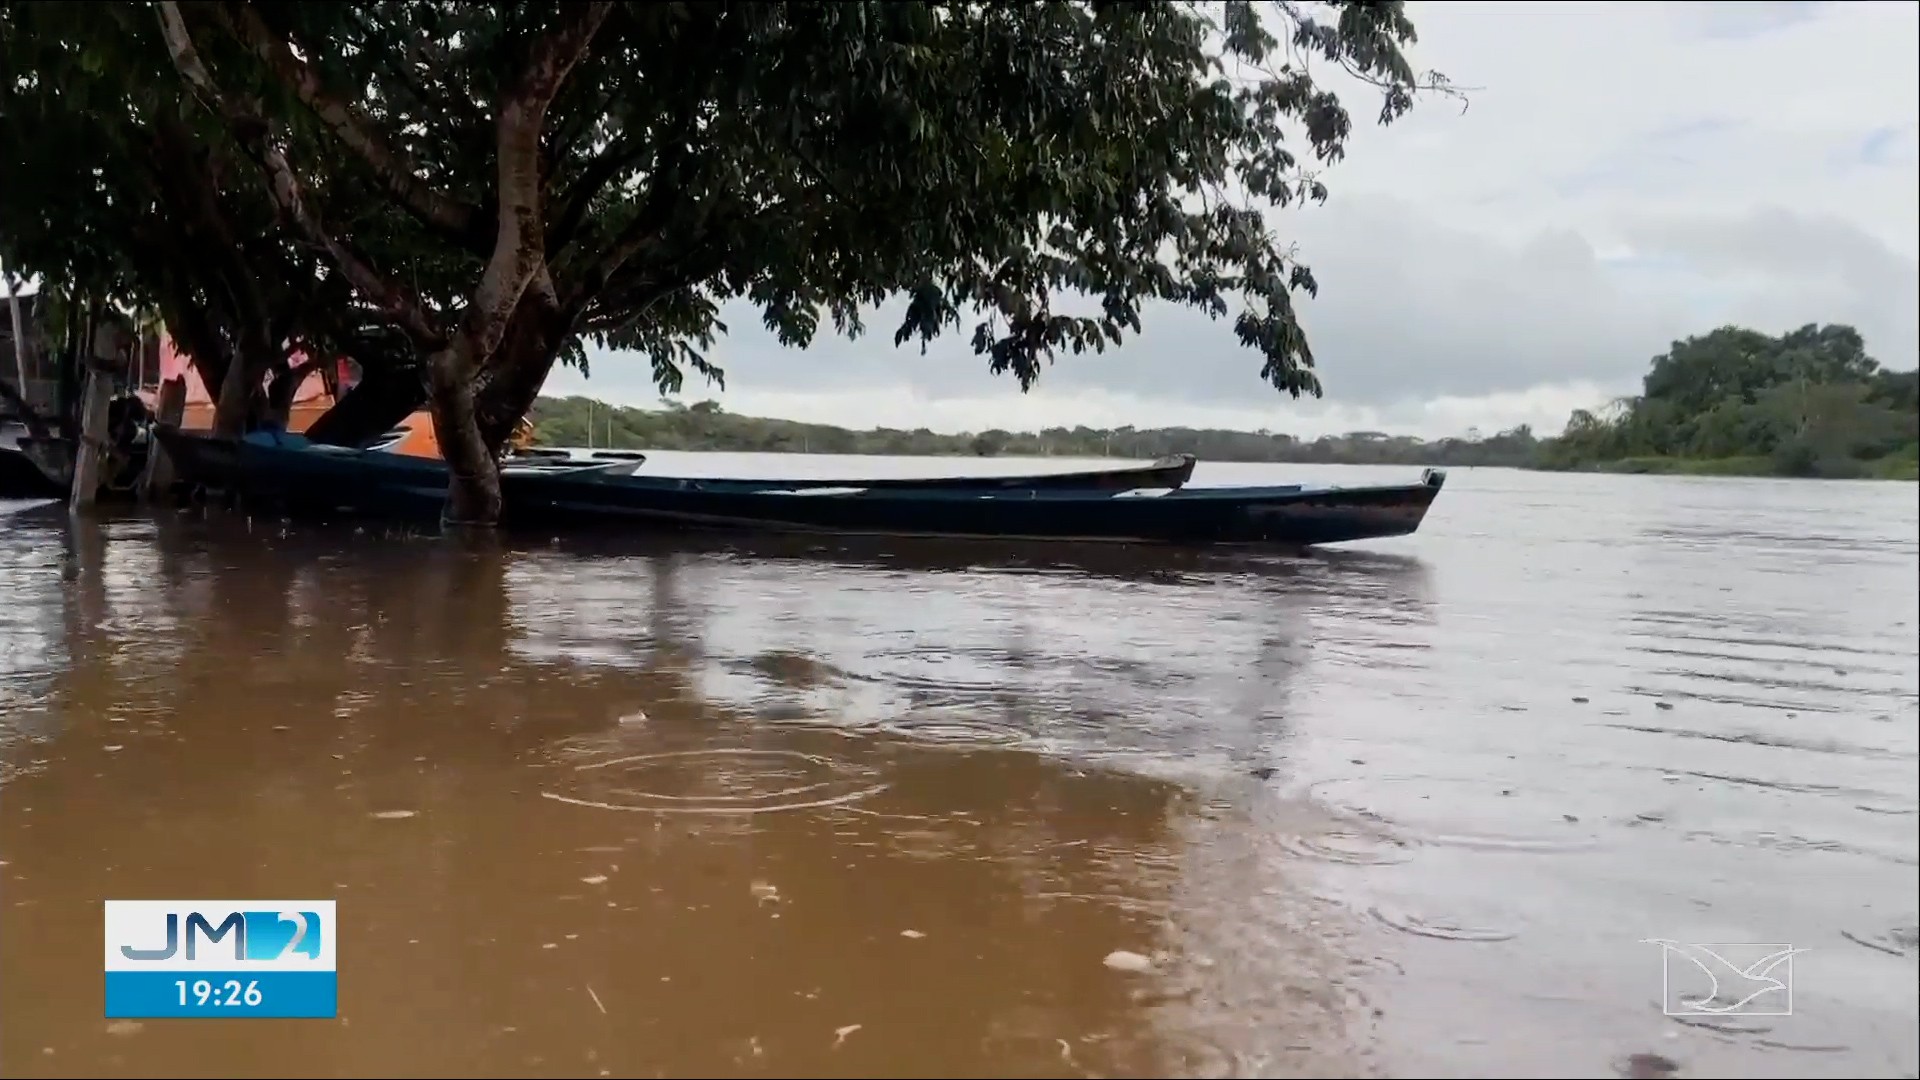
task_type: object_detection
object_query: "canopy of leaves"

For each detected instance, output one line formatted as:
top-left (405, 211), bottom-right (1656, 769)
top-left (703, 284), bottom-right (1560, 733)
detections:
top-left (561, 0), bottom-right (1458, 397)
top-left (1640, 323), bottom-right (1883, 417)
top-left (1541, 323), bottom-right (1919, 478)
top-left (20, 0), bottom-right (1454, 410)
top-left (0, 0), bottom-right (410, 400)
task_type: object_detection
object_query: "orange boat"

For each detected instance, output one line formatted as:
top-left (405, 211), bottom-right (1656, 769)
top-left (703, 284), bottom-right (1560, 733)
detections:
top-left (373, 412), bottom-right (446, 458)
top-left (374, 412), bottom-right (537, 457)
top-left (141, 334), bottom-right (530, 459)
top-left (145, 332), bottom-right (343, 434)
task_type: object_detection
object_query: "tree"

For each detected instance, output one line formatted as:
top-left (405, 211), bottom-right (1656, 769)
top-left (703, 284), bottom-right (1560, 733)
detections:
top-left (1868, 368), bottom-right (1919, 413)
top-left (1543, 321), bottom-right (1918, 476)
top-left (132, 0), bottom-right (1455, 524)
top-left (0, 0), bottom-right (417, 435)
top-left (969, 430), bottom-right (1008, 457)
top-left (1641, 322), bottom-right (1883, 422)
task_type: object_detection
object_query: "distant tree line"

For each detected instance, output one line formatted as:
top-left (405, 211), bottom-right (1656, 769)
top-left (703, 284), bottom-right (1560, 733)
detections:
top-left (530, 322), bottom-right (1918, 480)
top-left (532, 395), bottom-right (1550, 468)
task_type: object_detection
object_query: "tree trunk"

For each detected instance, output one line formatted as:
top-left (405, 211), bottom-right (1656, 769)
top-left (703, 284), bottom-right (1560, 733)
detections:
top-left (264, 359), bottom-right (323, 428)
top-left (428, 340), bottom-right (501, 527)
top-left (474, 341), bottom-right (561, 454)
top-left (474, 272), bottom-right (571, 452)
top-left (306, 282), bottom-right (567, 452)
top-left (211, 349), bottom-right (255, 437)
top-left (213, 351), bottom-right (284, 436)
top-left (418, 7), bottom-right (610, 521)
top-left (154, 289), bottom-right (232, 413)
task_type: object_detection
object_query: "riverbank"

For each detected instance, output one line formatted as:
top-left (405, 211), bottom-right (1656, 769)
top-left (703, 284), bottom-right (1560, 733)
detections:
top-left (1545, 453), bottom-right (1920, 481)
top-left (528, 396), bottom-right (1919, 481)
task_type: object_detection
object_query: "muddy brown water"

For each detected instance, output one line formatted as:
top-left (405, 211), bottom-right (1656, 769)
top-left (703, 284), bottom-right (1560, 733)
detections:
top-left (1, 459), bottom-right (1916, 1079)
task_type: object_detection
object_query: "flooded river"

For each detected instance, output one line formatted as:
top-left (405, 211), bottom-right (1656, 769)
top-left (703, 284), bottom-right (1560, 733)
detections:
top-left (2, 459), bottom-right (1916, 1079)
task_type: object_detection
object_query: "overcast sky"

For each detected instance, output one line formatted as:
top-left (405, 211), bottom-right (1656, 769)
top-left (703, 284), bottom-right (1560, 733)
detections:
top-left (562, 1), bottom-right (1919, 439)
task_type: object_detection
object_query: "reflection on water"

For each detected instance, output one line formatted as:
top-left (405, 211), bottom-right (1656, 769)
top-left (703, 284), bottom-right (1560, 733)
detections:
top-left (2, 464), bottom-right (1917, 1080)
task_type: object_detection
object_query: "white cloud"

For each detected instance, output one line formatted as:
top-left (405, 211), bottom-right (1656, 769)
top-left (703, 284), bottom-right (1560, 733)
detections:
top-left (567, 0), bottom-right (1920, 439)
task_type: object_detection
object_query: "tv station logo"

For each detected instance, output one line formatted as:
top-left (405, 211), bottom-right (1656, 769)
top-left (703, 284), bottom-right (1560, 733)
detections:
top-left (104, 901), bottom-right (336, 1018)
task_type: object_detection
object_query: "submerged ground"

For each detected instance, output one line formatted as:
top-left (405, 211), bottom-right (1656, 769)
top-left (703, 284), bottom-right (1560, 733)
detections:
top-left (2, 458), bottom-right (1916, 1079)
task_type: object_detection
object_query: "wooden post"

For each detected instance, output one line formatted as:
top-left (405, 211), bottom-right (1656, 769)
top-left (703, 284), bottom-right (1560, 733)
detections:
top-left (139, 375), bottom-right (188, 501)
top-left (68, 366), bottom-right (114, 511)
top-left (1, 257), bottom-right (29, 397)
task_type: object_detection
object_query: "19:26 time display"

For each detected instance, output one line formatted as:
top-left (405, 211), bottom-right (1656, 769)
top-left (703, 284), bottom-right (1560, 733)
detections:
top-left (174, 979), bottom-right (263, 1007)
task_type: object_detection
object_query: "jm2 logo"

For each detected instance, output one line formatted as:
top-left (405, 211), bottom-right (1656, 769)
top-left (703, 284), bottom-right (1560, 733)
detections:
top-left (121, 911), bottom-right (323, 962)
top-left (1643, 939), bottom-right (1803, 1016)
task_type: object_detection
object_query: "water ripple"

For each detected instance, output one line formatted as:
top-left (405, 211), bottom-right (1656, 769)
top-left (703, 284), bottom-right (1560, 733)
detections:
top-left (1604, 722), bottom-right (1910, 761)
top-left (876, 713), bottom-right (1032, 747)
top-left (539, 747), bottom-right (889, 815)
top-left (1306, 775), bottom-right (1604, 854)
top-left (1366, 904), bottom-right (1518, 943)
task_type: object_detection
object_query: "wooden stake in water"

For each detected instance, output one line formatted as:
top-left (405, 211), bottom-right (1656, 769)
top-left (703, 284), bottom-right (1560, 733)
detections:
top-left (1, 257), bottom-right (28, 398)
top-left (140, 376), bottom-right (188, 501)
top-left (70, 366), bottom-right (114, 511)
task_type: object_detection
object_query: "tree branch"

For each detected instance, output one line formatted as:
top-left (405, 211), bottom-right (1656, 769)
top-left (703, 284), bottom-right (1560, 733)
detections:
top-left (147, 109), bottom-right (275, 350)
top-left (147, 264), bottom-right (235, 400)
top-left (544, 78), bottom-right (618, 182)
top-left (549, 130), bottom-right (650, 256)
top-left (558, 96), bottom-right (720, 315)
top-left (449, 1), bottom-right (613, 376)
top-left (266, 355), bottom-right (326, 414)
top-left (156, 0), bottom-right (444, 351)
top-left (217, 0), bottom-right (482, 245)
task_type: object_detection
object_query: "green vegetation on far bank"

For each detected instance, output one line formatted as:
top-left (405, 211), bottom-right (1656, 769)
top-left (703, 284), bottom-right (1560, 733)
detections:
top-left (528, 394), bottom-right (1553, 469)
top-left (1538, 323), bottom-right (1917, 480)
top-left (530, 395), bottom-right (1918, 479)
top-left (530, 322), bottom-right (1918, 480)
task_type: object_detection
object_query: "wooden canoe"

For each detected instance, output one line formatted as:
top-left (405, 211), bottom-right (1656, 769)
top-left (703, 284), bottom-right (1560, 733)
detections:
top-left (154, 428), bottom-right (1445, 548)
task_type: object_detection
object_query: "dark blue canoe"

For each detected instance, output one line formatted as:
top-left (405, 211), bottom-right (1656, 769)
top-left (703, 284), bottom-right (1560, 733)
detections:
top-left (153, 428), bottom-right (1447, 548)
top-left (354, 419), bottom-right (1197, 491)
top-left (496, 444), bottom-right (1199, 492)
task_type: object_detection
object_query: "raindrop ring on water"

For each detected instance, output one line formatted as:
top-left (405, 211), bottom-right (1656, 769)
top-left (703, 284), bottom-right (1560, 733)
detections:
top-left (583, 750), bottom-right (833, 803)
top-left (541, 747), bottom-right (888, 816)
top-left (1306, 774), bottom-right (1601, 854)
top-left (1275, 829), bottom-right (1418, 866)
top-left (597, 781), bottom-right (836, 803)
top-left (876, 715), bottom-right (1029, 746)
top-left (1367, 904), bottom-right (1517, 943)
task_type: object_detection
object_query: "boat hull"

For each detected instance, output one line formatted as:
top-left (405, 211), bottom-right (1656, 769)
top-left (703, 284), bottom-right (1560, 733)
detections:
top-left (1, 426), bottom-right (68, 500)
top-left (153, 428), bottom-right (1446, 548)
top-left (519, 471), bottom-right (1444, 547)
top-left (0, 445), bottom-right (65, 499)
